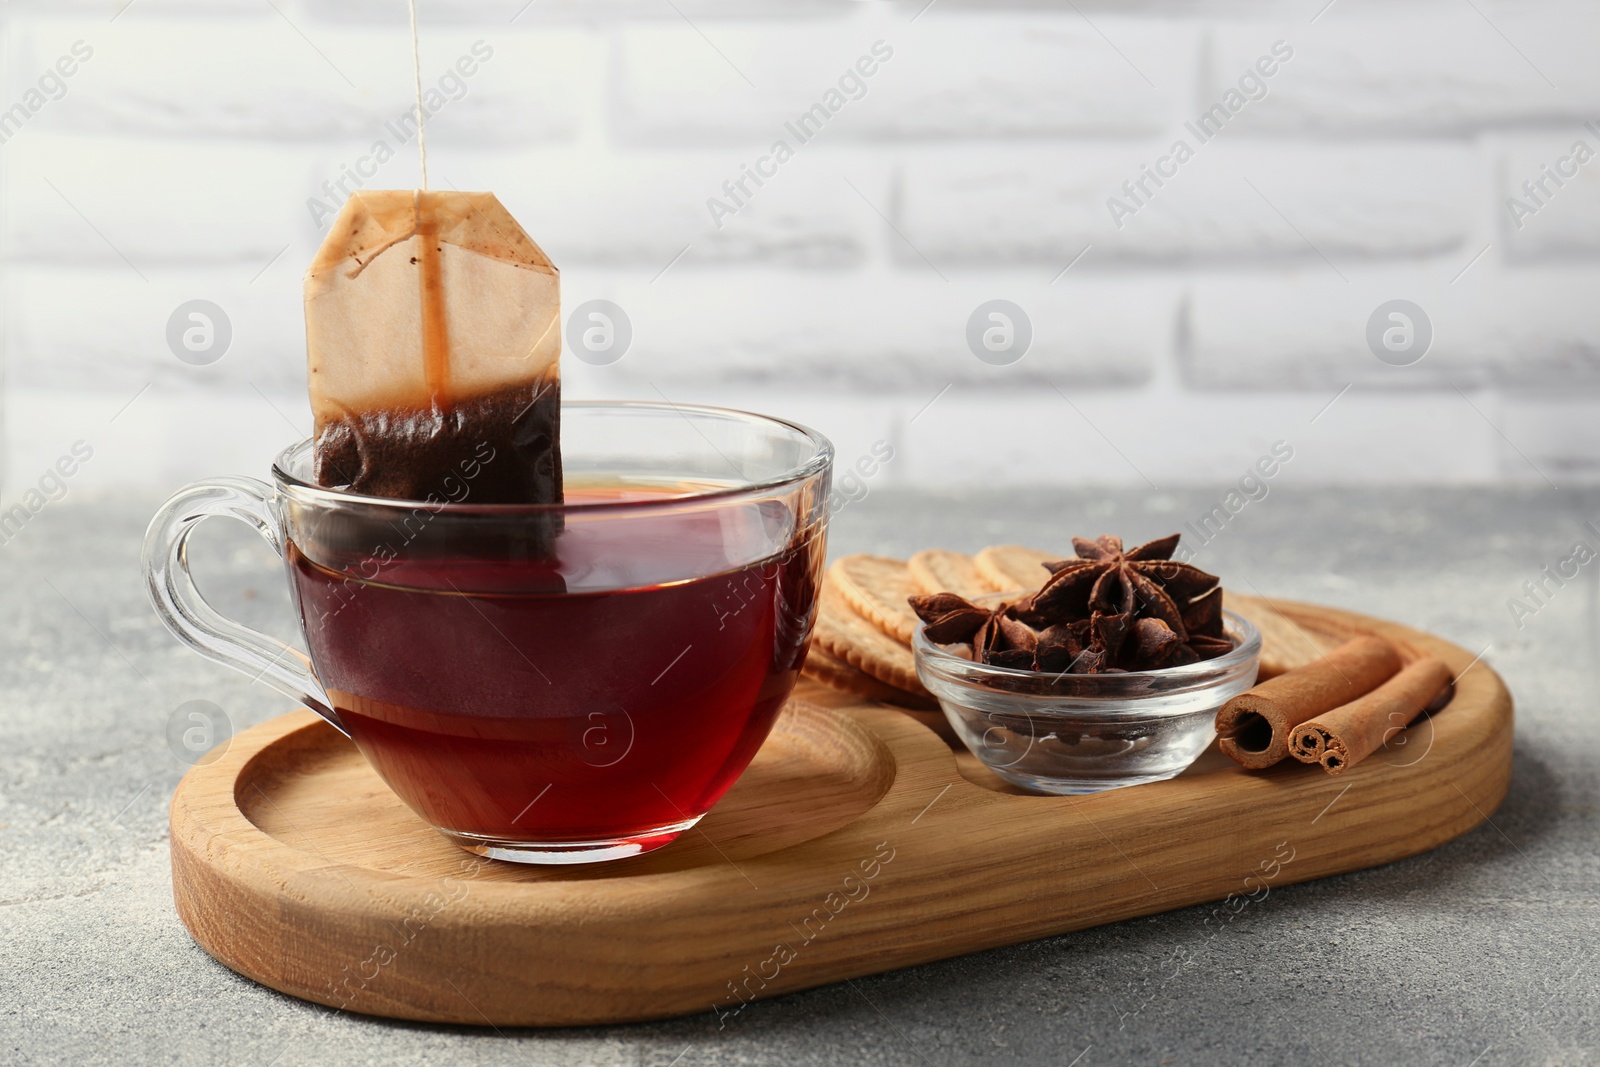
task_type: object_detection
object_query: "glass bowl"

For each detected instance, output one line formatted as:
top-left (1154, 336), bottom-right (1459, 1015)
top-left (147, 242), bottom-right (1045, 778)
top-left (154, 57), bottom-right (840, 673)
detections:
top-left (912, 594), bottom-right (1261, 794)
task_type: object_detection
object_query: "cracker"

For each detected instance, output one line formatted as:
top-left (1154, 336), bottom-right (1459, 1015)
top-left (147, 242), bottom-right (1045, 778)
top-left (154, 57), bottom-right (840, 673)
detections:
top-left (802, 642), bottom-right (938, 711)
top-left (974, 545), bottom-right (1059, 595)
top-left (1228, 594), bottom-right (1346, 680)
top-left (908, 549), bottom-right (992, 600)
top-left (812, 576), bottom-right (929, 695)
top-left (831, 555), bottom-right (922, 644)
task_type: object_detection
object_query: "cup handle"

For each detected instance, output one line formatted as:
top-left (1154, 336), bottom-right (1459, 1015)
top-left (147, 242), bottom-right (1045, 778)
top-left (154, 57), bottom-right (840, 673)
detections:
top-left (143, 477), bottom-right (346, 736)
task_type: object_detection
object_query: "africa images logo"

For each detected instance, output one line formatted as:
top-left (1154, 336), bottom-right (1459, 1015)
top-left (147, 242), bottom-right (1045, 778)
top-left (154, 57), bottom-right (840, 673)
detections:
top-left (705, 41), bottom-right (894, 228)
top-left (1107, 40), bottom-right (1294, 229)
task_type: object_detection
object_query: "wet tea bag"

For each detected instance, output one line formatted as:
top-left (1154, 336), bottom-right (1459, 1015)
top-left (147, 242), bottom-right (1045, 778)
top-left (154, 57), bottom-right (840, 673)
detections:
top-left (304, 189), bottom-right (562, 506)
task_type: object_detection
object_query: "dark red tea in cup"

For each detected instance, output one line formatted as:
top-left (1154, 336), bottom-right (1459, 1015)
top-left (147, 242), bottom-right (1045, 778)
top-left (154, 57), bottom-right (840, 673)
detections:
top-left (286, 484), bottom-right (824, 858)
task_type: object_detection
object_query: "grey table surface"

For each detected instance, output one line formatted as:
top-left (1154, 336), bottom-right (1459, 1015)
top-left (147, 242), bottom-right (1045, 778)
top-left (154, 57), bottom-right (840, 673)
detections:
top-left (2, 486), bottom-right (1595, 1067)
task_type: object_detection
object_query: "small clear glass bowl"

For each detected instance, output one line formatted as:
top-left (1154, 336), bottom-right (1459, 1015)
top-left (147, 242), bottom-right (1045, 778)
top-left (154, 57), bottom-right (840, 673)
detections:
top-left (913, 594), bottom-right (1261, 795)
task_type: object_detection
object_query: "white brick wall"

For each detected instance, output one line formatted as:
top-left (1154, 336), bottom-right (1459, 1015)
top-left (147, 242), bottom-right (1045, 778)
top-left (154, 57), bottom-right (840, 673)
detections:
top-left (3, 0), bottom-right (1600, 496)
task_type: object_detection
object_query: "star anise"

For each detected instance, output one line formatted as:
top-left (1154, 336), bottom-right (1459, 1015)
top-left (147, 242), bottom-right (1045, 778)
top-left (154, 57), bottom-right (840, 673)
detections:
top-left (910, 593), bottom-right (991, 644)
top-left (909, 533), bottom-right (1233, 675)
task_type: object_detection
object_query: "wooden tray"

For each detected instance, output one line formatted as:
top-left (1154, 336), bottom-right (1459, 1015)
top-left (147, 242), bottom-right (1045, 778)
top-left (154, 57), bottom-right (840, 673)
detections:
top-left (169, 597), bottom-right (1512, 1026)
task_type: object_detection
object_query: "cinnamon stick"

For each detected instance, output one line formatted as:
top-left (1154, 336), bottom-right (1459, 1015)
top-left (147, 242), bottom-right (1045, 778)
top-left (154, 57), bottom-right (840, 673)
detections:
top-left (1288, 656), bottom-right (1454, 775)
top-left (1215, 635), bottom-right (1403, 769)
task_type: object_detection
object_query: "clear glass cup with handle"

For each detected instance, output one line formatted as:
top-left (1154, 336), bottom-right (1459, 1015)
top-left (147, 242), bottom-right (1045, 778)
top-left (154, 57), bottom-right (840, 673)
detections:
top-left (143, 401), bottom-right (833, 864)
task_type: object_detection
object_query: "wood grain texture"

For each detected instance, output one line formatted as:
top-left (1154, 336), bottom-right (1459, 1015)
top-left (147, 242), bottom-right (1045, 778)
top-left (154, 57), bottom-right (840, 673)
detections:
top-left (170, 599), bottom-right (1512, 1028)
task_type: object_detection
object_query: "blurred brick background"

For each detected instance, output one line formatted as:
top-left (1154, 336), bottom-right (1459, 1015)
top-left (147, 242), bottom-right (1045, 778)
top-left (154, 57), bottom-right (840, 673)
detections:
top-left (3, 0), bottom-right (1599, 496)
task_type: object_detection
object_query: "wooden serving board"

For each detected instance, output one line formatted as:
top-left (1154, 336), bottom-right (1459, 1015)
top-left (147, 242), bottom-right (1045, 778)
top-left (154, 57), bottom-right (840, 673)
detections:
top-left (170, 597), bottom-right (1512, 1027)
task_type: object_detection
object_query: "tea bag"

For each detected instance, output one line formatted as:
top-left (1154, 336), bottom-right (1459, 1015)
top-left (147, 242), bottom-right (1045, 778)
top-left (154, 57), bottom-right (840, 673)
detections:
top-left (304, 189), bottom-right (562, 506)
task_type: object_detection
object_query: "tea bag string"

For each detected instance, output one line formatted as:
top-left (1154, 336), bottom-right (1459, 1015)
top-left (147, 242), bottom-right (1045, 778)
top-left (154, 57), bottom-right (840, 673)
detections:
top-left (408, 0), bottom-right (446, 408)
top-left (408, 0), bottom-right (428, 190)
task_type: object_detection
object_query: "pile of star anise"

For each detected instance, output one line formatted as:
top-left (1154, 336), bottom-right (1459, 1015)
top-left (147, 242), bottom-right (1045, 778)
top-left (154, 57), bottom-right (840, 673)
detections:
top-left (909, 534), bottom-right (1232, 674)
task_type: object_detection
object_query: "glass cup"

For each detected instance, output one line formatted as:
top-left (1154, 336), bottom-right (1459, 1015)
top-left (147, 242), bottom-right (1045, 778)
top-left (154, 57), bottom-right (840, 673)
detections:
top-left (143, 401), bottom-right (833, 864)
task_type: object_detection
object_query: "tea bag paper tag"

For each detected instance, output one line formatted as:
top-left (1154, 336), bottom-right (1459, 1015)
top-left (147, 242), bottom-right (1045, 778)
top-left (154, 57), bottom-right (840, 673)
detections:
top-left (304, 189), bottom-right (559, 428)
